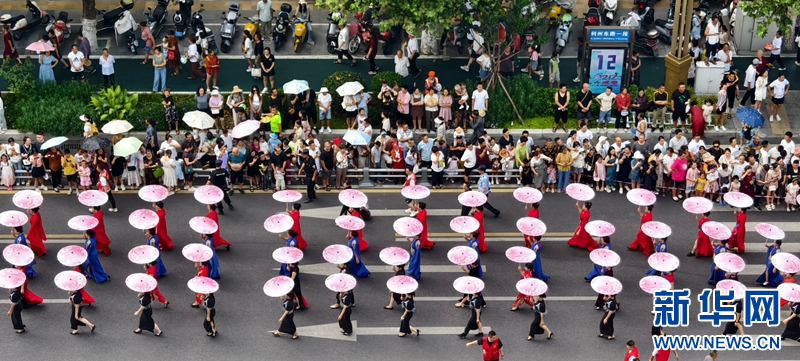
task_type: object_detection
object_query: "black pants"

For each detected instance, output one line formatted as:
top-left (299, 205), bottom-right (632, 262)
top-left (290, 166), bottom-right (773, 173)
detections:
top-left (768, 53), bottom-right (785, 69)
top-left (306, 177), bottom-right (316, 200)
top-left (103, 74), bottom-right (116, 85)
top-left (754, 185), bottom-right (764, 207)
top-left (740, 88), bottom-right (756, 106)
top-left (431, 170), bottom-right (443, 186)
top-left (216, 190), bottom-right (232, 209)
top-left (483, 198), bottom-right (500, 216)
top-left (338, 49), bottom-right (353, 62)
top-left (368, 57), bottom-right (377, 71)
top-left (50, 169), bottom-right (62, 188)
top-left (408, 53), bottom-right (420, 76)
top-left (107, 190), bottom-right (116, 209)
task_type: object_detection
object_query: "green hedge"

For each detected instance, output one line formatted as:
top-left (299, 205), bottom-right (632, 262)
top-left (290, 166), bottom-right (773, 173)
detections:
top-left (320, 71), bottom-right (366, 117)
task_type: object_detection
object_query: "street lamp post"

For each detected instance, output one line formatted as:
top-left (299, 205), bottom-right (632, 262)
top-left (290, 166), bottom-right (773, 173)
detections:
top-left (663, 0), bottom-right (693, 93)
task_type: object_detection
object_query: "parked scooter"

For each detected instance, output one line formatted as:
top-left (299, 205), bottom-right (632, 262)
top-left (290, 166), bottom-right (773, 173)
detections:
top-left (292, 16), bottom-right (308, 52)
top-left (219, 1), bottom-right (240, 53)
top-left (584, 0), bottom-right (601, 28)
top-left (554, 9), bottom-right (572, 54)
top-left (243, 16), bottom-right (259, 40)
top-left (95, 0), bottom-right (134, 32)
top-left (47, 10), bottom-right (72, 43)
top-left (114, 10), bottom-right (138, 53)
top-left (0, 0), bottom-right (52, 41)
top-left (273, 3), bottom-right (292, 50)
top-left (351, 5), bottom-right (395, 55)
top-left (145, 0), bottom-right (169, 38)
top-left (325, 12), bottom-right (342, 54)
top-left (191, 5), bottom-right (218, 54)
top-left (172, 0), bottom-right (193, 38)
top-left (621, 9), bottom-right (659, 56)
top-left (602, 0), bottom-right (618, 25)
top-left (440, 20), bottom-right (469, 55)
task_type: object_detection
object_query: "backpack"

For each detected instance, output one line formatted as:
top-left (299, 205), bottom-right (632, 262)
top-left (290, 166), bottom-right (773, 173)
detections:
top-left (90, 123), bottom-right (99, 135)
top-left (358, 207), bottom-right (371, 220)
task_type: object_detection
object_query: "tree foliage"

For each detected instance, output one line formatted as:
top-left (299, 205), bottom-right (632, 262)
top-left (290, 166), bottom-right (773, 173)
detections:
top-left (738, 0), bottom-right (797, 38)
top-left (316, 0), bottom-right (467, 33)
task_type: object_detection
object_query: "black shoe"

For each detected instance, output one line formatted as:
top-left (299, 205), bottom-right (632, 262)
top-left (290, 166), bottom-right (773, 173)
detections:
top-left (228, 204), bottom-right (234, 211)
top-left (226, 245), bottom-right (230, 251)
top-left (475, 332), bottom-right (484, 337)
top-left (239, 188), bottom-right (244, 194)
top-left (458, 333), bottom-right (466, 339)
top-left (494, 212), bottom-right (500, 218)
top-left (218, 210), bottom-right (225, 215)
top-left (304, 198), bottom-right (313, 203)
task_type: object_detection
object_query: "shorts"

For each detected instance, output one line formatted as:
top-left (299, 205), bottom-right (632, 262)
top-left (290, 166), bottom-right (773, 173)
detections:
top-left (71, 72), bottom-right (85, 80)
top-left (598, 110), bottom-right (611, 123)
top-left (769, 185), bottom-right (778, 191)
top-left (230, 170), bottom-right (244, 183)
top-left (66, 173), bottom-right (77, 182)
top-left (773, 96), bottom-right (785, 105)
top-left (319, 107), bottom-right (331, 119)
top-left (671, 112), bottom-right (687, 122)
top-left (547, 178), bottom-right (556, 184)
top-left (143, 46), bottom-right (152, 53)
top-left (345, 110), bottom-right (357, 118)
top-left (715, 106), bottom-right (726, 115)
top-left (550, 71), bottom-right (560, 83)
top-left (31, 166), bottom-right (45, 178)
top-left (321, 168), bottom-right (334, 180)
top-left (576, 110), bottom-right (593, 120)
top-left (470, 52), bottom-right (481, 59)
top-left (464, 166), bottom-right (474, 178)
top-left (571, 166), bottom-right (583, 174)
top-left (528, 60), bottom-right (539, 71)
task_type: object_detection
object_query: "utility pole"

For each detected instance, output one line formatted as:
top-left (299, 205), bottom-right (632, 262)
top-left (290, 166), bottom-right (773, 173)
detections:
top-left (663, 0), bottom-right (692, 93)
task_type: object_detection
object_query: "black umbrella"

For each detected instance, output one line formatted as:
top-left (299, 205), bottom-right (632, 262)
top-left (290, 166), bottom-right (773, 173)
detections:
top-left (81, 136), bottom-right (111, 150)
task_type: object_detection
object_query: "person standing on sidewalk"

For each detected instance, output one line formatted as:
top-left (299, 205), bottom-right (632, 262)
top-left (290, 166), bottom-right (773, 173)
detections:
top-left (465, 330), bottom-right (504, 361)
top-left (768, 73), bottom-right (790, 122)
top-left (407, 32), bottom-right (421, 77)
top-left (186, 36), bottom-right (205, 81)
top-left (77, 33), bottom-right (96, 74)
top-left (365, 31), bottom-right (378, 74)
top-left (740, 58), bottom-right (760, 107)
top-left (257, 0), bottom-right (274, 43)
top-left (152, 48), bottom-right (167, 92)
top-left (766, 30), bottom-right (786, 71)
top-left (573, 36), bottom-right (584, 83)
top-left (335, 24), bottom-right (355, 66)
top-left (298, 149), bottom-right (317, 203)
top-left (477, 165), bottom-right (501, 217)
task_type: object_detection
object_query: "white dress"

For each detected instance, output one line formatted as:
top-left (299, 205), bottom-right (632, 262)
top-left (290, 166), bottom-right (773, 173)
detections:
top-left (161, 156), bottom-right (177, 188)
top-left (754, 76), bottom-right (768, 101)
top-left (0, 161), bottom-right (14, 186)
top-left (394, 55), bottom-right (409, 77)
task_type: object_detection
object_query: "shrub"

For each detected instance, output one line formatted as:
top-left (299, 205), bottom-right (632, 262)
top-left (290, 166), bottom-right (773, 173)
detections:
top-left (0, 62), bottom-right (38, 93)
top-left (90, 85), bottom-right (139, 122)
top-left (369, 71), bottom-right (405, 94)
top-left (11, 81), bottom-right (96, 134)
top-left (321, 71), bottom-right (366, 116)
top-left (131, 93), bottom-right (198, 132)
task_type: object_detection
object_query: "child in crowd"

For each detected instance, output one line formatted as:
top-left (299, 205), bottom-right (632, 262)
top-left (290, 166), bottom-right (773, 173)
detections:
top-left (78, 160), bottom-right (92, 193)
top-left (593, 154), bottom-right (605, 192)
top-left (685, 162), bottom-right (699, 196)
top-left (702, 99), bottom-right (714, 129)
top-left (546, 163), bottom-right (557, 193)
top-left (729, 175), bottom-right (741, 193)
top-left (490, 158), bottom-right (501, 185)
top-left (785, 178), bottom-right (799, 212)
top-left (694, 172), bottom-right (707, 197)
top-left (445, 154), bottom-right (459, 183)
top-left (0, 154), bottom-right (14, 190)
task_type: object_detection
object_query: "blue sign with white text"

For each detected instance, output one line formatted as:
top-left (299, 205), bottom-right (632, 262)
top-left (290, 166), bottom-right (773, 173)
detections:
top-left (588, 29), bottom-right (631, 43)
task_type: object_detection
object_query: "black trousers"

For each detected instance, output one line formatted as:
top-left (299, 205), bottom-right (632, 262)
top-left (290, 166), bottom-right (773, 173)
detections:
top-left (50, 169), bottom-right (62, 188)
top-left (740, 88), bottom-right (756, 106)
top-left (106, 190), bottom-right (116, 209)
top-left (483, 200), bottom-right (500, 216)
top-left (768, 53), bottom-right (785, 69)
top-left (368, 57), bottom-right (377, 71)
top-left (103, 74), bottom-right (116, 85)
top-left (408, 53), bottom-right (420, 76)
top-left (216, 189), bottom-right (232, 209)
top-left (306, 177), bottom-right (316, 199)
top-left (338, 49), bottom-right (353, 62)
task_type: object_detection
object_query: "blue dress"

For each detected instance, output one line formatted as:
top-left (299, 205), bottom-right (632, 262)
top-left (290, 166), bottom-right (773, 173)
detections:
top-left (83, 237), bottom-right (109, 283)
top-left (756, 246), bottom-right (784, 286)
top-left (530, 240), bottom-right (549, 281)
top-left (13, 235), bottom-right (36, 277)
top-left (407, 238), bottom-right (422, 280)
top-left (279, 238), bottom-right (298, 276)
top-left (348, 237), bottom-right (370, 278)
top-left (147, 236), bottom-right (167, 277)
top-left (645, 242), bottom-right (668, 276)
top-left (707, 244), bottom-right (728, 285)
top-left (629, 159), bottom-right (642, 182)
top-left (468, 238), bottom-right (484, 277)
top-left (605, 156), bottom-right (617, 184)
top-left (202, 237), bottom-right (221, 279)
top-left (39, 54), bottom-right (55, 82)
top-left (586, 242), bottom-right (611, 280)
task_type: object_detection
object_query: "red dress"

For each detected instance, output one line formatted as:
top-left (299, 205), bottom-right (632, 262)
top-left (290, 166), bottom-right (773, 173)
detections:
top-left (289, 210), bottom-right (308, 250)
top-left (26, 212), bottom-right (47, 257)
top-left (524, 208), bottom-right (539, 247)
top-left (20, 278), bottom-right (43, 305)
top-left (349, 209), bottom-right (369, 251)
top-left (155, 209), bottom-right (174, 251)
top-left (195, 265), bottom-right (210, 304)
top-left (206, 211), bottom-right (232, 248)
top-left (416, 209), bottom-right (434, 249)
top-left (695, 217), bottom-right (714, 257)
top-left (146, 265), bottom-right (167, 304)
top-left (689, 105), bottom-right (705, 138)
top-left (92, 211), bottom-right (112, 257)
top-left (514, 270), bottom-right (535, 307)
top-left (728, 212), bottom-right (746, 253)
top-left (72, 267), bottom-right (96, 305)
top-left (628, 212), bottom-right (655, 256)
top-left (781, 275), bottom-right (796, 308)
top-left (473, 210), bottom-right (487, 253)
top-left (567, 210), bottom-right (599, 251)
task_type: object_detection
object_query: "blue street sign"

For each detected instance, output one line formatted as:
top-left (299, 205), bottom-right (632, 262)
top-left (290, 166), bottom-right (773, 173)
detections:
top-left (588, 29), bottom-right (631, 43)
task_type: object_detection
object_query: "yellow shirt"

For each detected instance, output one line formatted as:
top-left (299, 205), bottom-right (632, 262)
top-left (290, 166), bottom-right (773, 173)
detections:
top-left (62, 155), bottom-right (77, 175)
top-left (555, 152), bottom-right (572, 172)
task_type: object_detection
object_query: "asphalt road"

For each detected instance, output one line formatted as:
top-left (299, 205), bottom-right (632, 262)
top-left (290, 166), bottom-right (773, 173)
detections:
top-left (0, 188), bottom-right (796, 360)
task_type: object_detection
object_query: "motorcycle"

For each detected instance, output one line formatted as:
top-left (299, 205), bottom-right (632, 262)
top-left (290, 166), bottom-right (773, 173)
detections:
top-left (293, 16), bottom-right (308, 52)
top-left (95, 0), bottom-right (134, 32)
top-left (621, 9), bottom-right (659, 56)
top-left (440, 20), bottom-right (469, 54)
top-left (547, 0), bottom-right (575, 31)
top-left (191, 5), bottom-right (218, 54)
top-left (114, 10), bottom-right (139, 53)
top-left (273, 3), bottom-right (292, 50)
top-left (172, 0), bottom-right (193, 38)
top-left (351, 5), bottom-right (394, 55)
top-left (584, 0), bottom-right (601, 28)
top-left (243, 16), bottom-right (259, 39)
top-left (603, 0), bottom-right (617, 25)
top-left (47, 10), bottom-right (72, 43)
top-left (144, 0), bottom-right (169, 38)
top-left (0, 0), bottom-right (52, 41)
top-left (554, 9), bottom-right (572, 54)
top-left (219, 1), bottom-right (240, 53)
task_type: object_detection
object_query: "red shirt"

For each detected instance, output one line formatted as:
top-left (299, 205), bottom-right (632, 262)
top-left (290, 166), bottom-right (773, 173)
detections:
top-left (624, 346), bottom-right (639, 361)
top-left (653, 348), bottom-right (672, 361)
top-left (403, 174), bottom-right (416, 187)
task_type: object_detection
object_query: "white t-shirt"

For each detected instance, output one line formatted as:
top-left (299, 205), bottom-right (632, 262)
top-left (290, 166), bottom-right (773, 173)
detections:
top-left (716, 51), bottom-right (731, 71)
top-left (461, 147), bottom-right (477, 168)
top-left (596, 93), bottom-right (616, 111)
top-left (318, 93), bottom-right (332, 109)
top-left (187, 43), bottom-right (200, 63)
top-left (68, 51), bottom-right (85, 73)
top-left (771, 37), bottom-right (782, 55)
top-left (406, 38), bottom-right (418, 58)
top-left (471, 32), bottom-right (484, 53)
top-left (577, 130), bottom-right (593, 145)
top-left (769, 79), bottom-right (790, 98)
top-left (472, 90), bottom-right (488, 111)
top-left (781, 140), bottom-right (796, 165)
top-left (705, 22), bottom-right (720, 44)
top-left (160, 140), bottom-right (180, 159)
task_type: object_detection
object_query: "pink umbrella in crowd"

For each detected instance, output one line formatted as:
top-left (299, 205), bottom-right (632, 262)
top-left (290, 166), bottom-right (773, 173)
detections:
top-left (513, 187), bottom-right (543, 204)
top-left (182, 244), bottom-right (214, 263)
top-left (78, 190), bottom-right (108, 207)
top-left (189, 216), bottom-right (219, 234)
top-left (639, 276), bottom-right (672, 294)
top-left (339, 189), bottom-right (368, 208)
top-left (626, 188), bottom-right (657, 206)
top-left (3, 244), bottom-right (34, 266)
top-left (516, 278), bottom-right (548, 297)
top-left (714, 253), bottom-right (746, 273)
top-left (641, 221), bottom-right (672, 239)
top-left (648, 253), bottom-right (680, 273)
top-left (771, 253), bottom-right (800, 274)
top-left (54, 270), bottom-right (88, 291)
top-left (264, 214), bottom-right (294, 233)
top-left (401, 185), bottom-right (431, 200)
top-left (778, 283), bottom-right (800, 303)
top-left (754, 223), bottom-right (785, 240)
top-left (702, 221), bottom-right (732, 240)
top-left (128, 209), bottom-right (159, 230)
top-left (335, 215), bottom-right (365, 231)
top-left (125, 273), bottom-right (158, 292)
top-left (26, 41), bottom-right (54, 52)
top-left (188, 276), bottom-right (219, 294)
top-left (272, 190), bottom-right (303, 204)
top-left (325, 273), bottom-right (357, 292)
top-left (723, 192), bottom-right (754, 209)
top-left (68, 215), bottom-right (99, 231)
top-left (57, 245), bottom-right (88, 267)
top-left (387, 275), bottom-right (418, 294)
top-left (138, 185), bottom-right (169, 202)
top-left (716, 279), bottom-right (747, 299)
top-left (584, 220), bottom-right (616, 237)
top-left (591, 276), bottom-right (623, 295)
top-left (128, 245), bottom-right (160, 265)
top-left (264, 276), bottom-right (295, 297)
top-left (12, 190), bottom-right (43, 209)
top-left (322, 244), bottom-right (353, 264)
top-left (505, 246), bottom-right (537, 263)
top-left (447, 246), bottom-right (478, 266)
top-left (393, 217), bottom-right (423, 237)
top-left (566, 183), bottom-right (595, 201)
top-left (379, 247), bottom-right (410, 266)
top-left (458, 191), bottom-right (487, 207)
top-left (0, 268), bottom-right (26, 289)
top-left (272, 247), bottom-right (304, 264)
top-left (450, 216), bottom-right (480, 234)
top-left (231, 120), bottom-right (260, 139)
top-left (453, 276), bottom-right (484, 294)
top-left (194, 185), bottom-right (225, 205)
top-left (683, 197), bottom-right (714, 214)
top-left (589, 249), bottom-right (620, 268)
top-left (0, 211), bottom-right (28, 228)
top-left (516, 217), bottom-right (547, 237)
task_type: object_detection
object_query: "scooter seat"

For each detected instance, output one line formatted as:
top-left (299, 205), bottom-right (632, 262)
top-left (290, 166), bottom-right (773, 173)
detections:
top-left (1, 14), bottom-right (25, 25)
top-left (152, 6), bottom-right (166, 22)
top-left (103, 7), bottom-right (125, 24)
top-left (228, 2), bottom-right (240, 12)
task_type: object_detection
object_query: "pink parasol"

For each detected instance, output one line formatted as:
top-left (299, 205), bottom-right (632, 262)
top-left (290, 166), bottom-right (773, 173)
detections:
top-left (453, 276), bottom-right (485, 294)
top-left (513, 187), bottom-right (543, 204)
top-left (590, 276), bottom-right (623, 295)
top-left (322, 244), bottom-right (353, 264)
top-left (338, 189), bottom-right (369, 208)
top-left (0, 268), bottom-right (26, 289)
top-left (57, 245), bottom-right (88, 267)
top-left (516, 217), bottom-right (547, 237)
top-left (193, 185), bottom-right (225, 205)
top-left (335, 215), bottom-right (365, 231)
top-left (263, 276), bottom-right (295, 297)
top-left (447, 246), bottom-right (479, 266)
top-left (401, 185), bottom-right (431, 200)
top-left (68, 215), bottom-right (99, 231)
top-left (379, 247), bottom-right (410, 266)
top-left (702, 221), bottom-right (732, 240)
top-left (648, 252), bottom-right (680, 272)
top-left (128, 209), bottom-right (159, 230)
top-left (12, 190), bottom-right (43, 209)
top-left (589, 248), bottom-right (621, 268)
top-left (585, 220), bottom-right (616, 237)
top-left (516, 278), bottom-right (548, 297)
top-left (128, 245), bottom-right (160, 265)
top-left (626, 188), bottom-right (657, 206)
top-left (125, 273), bottom-right (158, 292)
top-left (450, 216), bottom-right (480, 234)
top-left (771, 253), bottom-right (800, 274)
top-left (386, 275), bottom-right (418, 294)
top-left (54, 270), bottom-right (88, 291)
top-left (458, 191), bottom-right (487, 207)
top-left (754, 223), bottom-right (785, 240)
top-left (189, 216), bottom-right (219, 234)
top-left (797, 194), bottom-right (800, 206)
top-left (716, 279), bottom-right (747, 300)
top-left (231, 120), bottom-right (261, 139)
top-left (138, 185), bottom-right (169, 202)
top-left (505, 246), bottom-right (537, 263)
top-left (682, 197), bottom-right (714, 214)
top-left (778, 283), bottom-right (800, 303)
top-left (0, 211), bottom-right (28, 228)
top-left (26, 41), bottom-right (54, 52)
top-left (393, 217), bottom-right (424, 237)
top-left (723, 192), bottom-right (754, 209)
top-left (3, 244), bottom-right (34, 266)
top-left (272, 190), bottom-right (303, 203)
top-left (182, 243), bottom-right (214, 263)
top-left (263, 214), bottom-right (294, 233)
top-left (77, 190), bottom-right (108, 207)
top-left (641, 221), bottom-right (672, 239)
top-left (565, 183), bottom-right (595, 201)
top-left (639, 276), bottom-right (672, 294)
top-left (272, 246), bottom-right (304, 264)
top-left (714, 253), bottom-right (746, 273)
top-left (325, 273), bottom-right (357, 292)
top-left (188, 276), bottom-right (219, 294)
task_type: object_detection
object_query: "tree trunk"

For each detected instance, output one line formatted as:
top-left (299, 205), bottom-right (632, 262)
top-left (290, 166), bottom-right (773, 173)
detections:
top-left (82, 0), bottom-right (98, 51)
top-left (496, 75), bottom-right (525, 126)
top-left (420, 28), bottom-right (439, 55)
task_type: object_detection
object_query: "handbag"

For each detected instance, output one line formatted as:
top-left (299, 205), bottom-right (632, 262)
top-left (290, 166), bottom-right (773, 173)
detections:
top-left (152, 166), bottom-right (164, 178)
top-left (251, 67), bottom-right (262, 78)
top-left (167, 50), bottom-right (175, 61)
top-left (184, 163), bottom-right (195, 174)
top-left (138, 39), bottom-right (147, 48)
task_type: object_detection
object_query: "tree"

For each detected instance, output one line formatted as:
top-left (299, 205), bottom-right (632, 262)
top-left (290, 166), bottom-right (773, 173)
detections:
top-left (82, 0), bottom-right (98, 51)
top-left (738, 0), bottom-right (797, 38)
top-left (316, 0), bottom-right (468, 34)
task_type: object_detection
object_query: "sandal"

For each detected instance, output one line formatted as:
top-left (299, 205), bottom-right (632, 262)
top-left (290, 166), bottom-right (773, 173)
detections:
top-left (333, 60), bottom-right (341, 64)
top-left (291, 334), bottom-right (299, 339)
top-left (552, 126), bottom-right (557, 133)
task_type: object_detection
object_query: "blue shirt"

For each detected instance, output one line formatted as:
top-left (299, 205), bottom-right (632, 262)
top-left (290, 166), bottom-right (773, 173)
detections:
top-left (228, 151), bottom-right (246, 165)
top-left (267, 138), bottom-right (282, 153)
top-left (418, 138), bottom-right (435, 162)
top-left (219, 152), bottom-right (229, 169)
top-left (357, 93), bottom-right (370, 109)
top-left (478, 173), bottom-right (490, 195)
